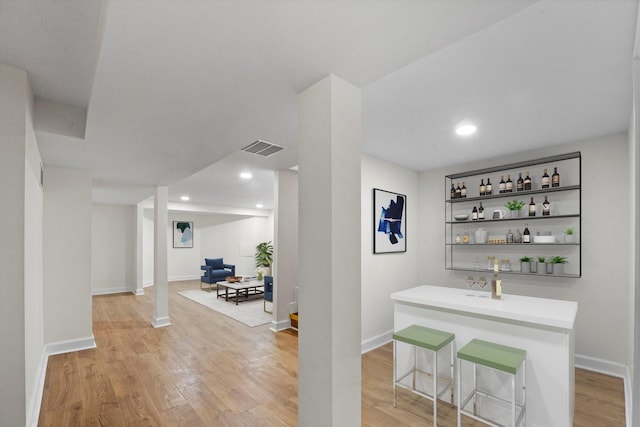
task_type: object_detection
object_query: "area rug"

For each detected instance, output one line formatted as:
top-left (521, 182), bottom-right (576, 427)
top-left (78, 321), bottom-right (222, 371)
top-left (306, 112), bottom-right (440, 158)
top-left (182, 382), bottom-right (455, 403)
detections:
top-left (177, 289), bottom-right (272, 327)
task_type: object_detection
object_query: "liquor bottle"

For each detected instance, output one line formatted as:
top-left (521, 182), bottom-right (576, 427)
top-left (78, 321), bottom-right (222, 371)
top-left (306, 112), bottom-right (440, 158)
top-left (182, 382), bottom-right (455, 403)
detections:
top-left (524, 171), bottom-right (532, 191)
top-left (491, 259), bottom-right (502, 300)
top-left (506, 174), bottom-right (513, 192)
top-left (523, 224), bottom-right (531, 243)
top-left (528, 197), bottom-right (536, 216)
top-left (515, 229), bottom-right (522, 244)
top-left (478, 202), bottom-right (485, 220)
top-left (499, 175), bottom-right (506, 193)
top-left (479, 179), bottom-right (486, 196)
top-left (506, 229), bottom-right (514, 244)
top-left (552, 167), bottom-right (560, 187)
top-left (455, 182), bottom-right (462, 198)
top-left (541, 168), bottom-right (550, 188)
top-left (542, 196), bottom-right (550, 216)
top-left (517, 172), bottom-right (524, 192)
top-left (461, 181), bottom-right (467, 198)
top-left (486, 178), bottom-right (493, 195)
top-left (450, 182), bottom-right (456, 199)
top-left (472, 205), bottom-right (478, 220)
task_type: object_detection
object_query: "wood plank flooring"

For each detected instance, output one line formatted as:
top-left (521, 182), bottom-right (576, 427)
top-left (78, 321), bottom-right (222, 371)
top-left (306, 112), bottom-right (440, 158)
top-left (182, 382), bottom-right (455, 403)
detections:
top-left (39, 280), bottom-right (626, 426)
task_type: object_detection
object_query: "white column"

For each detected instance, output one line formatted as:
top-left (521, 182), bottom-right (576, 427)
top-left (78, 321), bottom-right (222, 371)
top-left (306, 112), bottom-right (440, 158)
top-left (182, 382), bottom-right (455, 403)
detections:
top-left (273, 170), bottom-right (299, 330)
top-left (298, 74), bottom-right (362, 426)
top-left (134, 202), bottom-right (144, 295)
top-left (0, 63), bottom-right (28, 427)
top-left (152, 186), bottom-right (170, 328)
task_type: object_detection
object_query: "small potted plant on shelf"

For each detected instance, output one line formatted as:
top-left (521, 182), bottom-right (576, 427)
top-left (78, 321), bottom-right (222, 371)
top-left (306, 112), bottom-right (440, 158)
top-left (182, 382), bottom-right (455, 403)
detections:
top-left (537, 256), bottom-right (547, 274)
top-left (505, 199), bottom-right (525, 218)
top-left (519, 256), bottom-right (532, 273)
top-left (564, 227), bottom-right (577, 244)
top-left (549, 256), bottom-right (568, 275)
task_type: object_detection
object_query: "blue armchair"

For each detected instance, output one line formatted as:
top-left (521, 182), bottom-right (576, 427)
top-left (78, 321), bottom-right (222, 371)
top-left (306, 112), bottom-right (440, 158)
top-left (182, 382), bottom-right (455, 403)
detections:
top-left (200, 258), bottom-right (235, 290)
top-left (264, 275), bottom-right (273, 313)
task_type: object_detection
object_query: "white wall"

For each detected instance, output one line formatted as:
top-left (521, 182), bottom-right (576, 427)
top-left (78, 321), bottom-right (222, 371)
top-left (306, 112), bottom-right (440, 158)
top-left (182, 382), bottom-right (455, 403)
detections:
top-left (43, 167), bottom-right (94, 345)
top-left (92, 204), bottom-right (136, 294)
top-left (168, 213), bottom-right (204, 280)
top-left (418, 133), bottom-right (631, 368)
top-left (142, 210), bottom-right (273, 284)
top-left (361, 154), bottom-right (419, 351)
top-left (199, 214), bottom-right (273, 276)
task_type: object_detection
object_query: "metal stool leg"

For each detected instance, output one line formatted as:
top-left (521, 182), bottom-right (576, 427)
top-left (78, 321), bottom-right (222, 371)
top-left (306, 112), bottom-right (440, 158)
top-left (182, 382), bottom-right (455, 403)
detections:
top-left (393, 340), bottom-right (397, 407)
top-left (433, 349), bottom-right (437, 427)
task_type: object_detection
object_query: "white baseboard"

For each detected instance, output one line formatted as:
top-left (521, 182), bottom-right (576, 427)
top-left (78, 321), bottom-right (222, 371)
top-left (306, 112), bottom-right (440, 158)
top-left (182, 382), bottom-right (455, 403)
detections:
top-left (143, 280), bottom-right (153, 288)
top-left (45, 335), bottom-right (97, 356)
top-left (151, 316), bottom-right (171, 328)
top-left (169, 275), bottom-right (200, 282)
top-left (361, 329), bottom-right (393, 354)
top-left (26, 350), bottom-right (48, 427)
top-left (92, 286), bottom-right (134, 296)
top-left (575, 353), bottom-right (628, 378)
top-left (575, 353), bottom-right (631, 426)
top-left (271, 318), bottom-right (291, 332)
top-left (132, 288), bottom-right (144, 295)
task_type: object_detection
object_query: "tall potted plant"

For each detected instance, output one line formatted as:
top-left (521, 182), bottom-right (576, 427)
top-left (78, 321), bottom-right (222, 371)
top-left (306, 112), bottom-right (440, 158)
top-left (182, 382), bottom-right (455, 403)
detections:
top-left (255, 241), bottom-right (273, 280)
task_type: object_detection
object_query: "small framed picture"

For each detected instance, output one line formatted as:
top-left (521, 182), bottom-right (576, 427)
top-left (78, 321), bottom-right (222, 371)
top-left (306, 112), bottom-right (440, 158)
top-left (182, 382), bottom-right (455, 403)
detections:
top-left (373, 188), bottom-right (406, 254)
top-left (173, 221), bottom-right (193, 248)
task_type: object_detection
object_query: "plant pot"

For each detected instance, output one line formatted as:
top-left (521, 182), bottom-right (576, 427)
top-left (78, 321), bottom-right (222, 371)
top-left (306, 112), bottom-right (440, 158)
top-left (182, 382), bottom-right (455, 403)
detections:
top-left (565, 234), bottom-right (577, 244)
top-left (520, 262), bottom-right (530, 273)
top-left (530, 261), bottom-right (537, 273)
top-left (553, 263), bottom-right (565, 275)
top-left (545, 262), bottom-right (554, 274)
top-left (509, 210), bottom-right (520, 218)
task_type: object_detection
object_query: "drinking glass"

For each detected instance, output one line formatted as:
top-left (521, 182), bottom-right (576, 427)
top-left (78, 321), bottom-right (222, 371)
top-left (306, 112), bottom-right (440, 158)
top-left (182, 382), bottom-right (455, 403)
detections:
top-left (477, 276), bottom-right (487, 289)
top-left (466, 276), bottom-right (475, 289)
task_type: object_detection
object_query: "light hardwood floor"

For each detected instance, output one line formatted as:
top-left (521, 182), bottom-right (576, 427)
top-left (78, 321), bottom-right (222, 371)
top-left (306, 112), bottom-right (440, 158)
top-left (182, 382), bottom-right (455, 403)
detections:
top-left (39, 280), bottom-right (626, 426)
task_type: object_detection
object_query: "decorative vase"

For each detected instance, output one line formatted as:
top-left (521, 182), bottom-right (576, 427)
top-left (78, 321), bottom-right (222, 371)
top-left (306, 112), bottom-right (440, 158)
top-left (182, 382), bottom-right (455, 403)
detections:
top-left (553, 263), bottom-right (565, 275)
top-left (545, 262), bottom-right (554, 274)
top-left (530, 261), bottom-right (537, 273)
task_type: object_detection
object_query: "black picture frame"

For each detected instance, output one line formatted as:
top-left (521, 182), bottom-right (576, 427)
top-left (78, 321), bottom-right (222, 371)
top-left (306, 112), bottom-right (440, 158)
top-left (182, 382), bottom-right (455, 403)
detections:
top-left (373, 188), bottom-right (407, 254)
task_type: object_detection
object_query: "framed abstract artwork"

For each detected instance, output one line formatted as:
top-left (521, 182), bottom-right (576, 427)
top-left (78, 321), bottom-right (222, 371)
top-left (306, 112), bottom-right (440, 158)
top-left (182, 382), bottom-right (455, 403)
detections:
top-left (373, 188), bottom-right (406, 254)
top-left (173, 221), bottom-right (194, 248)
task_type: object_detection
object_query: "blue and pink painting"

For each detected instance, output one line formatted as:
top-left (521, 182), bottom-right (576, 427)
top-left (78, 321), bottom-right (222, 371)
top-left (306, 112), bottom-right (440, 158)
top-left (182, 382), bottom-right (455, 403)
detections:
top-left (373, 188), bottom-right (406, 253)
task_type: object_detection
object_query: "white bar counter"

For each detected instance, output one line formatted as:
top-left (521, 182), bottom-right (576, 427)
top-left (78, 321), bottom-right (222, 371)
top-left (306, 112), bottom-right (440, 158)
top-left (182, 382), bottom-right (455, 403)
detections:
top-left (391, 285), bottom-right (578, 427)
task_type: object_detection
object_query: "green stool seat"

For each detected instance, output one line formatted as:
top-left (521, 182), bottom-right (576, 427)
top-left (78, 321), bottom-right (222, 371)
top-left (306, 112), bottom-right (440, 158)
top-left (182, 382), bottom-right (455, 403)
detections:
top-left (457, 339), bottom-right (526, 375)
top-left (457, 339), bottom-right (527, 427)
top-left (393, 325), bottom-right (455, 352)
top-left (393, 325), bottom-right (455, 427)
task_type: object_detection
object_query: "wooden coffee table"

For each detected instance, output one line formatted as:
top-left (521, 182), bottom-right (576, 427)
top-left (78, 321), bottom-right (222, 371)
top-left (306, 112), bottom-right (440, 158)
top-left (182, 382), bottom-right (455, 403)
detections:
top-left (216, 280), bottom-right (264, 305)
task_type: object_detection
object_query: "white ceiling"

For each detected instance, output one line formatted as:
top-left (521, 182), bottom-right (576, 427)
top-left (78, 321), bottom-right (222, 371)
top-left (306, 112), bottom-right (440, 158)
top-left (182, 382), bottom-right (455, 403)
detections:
top-left (1, 0), bottom-right (637, 210)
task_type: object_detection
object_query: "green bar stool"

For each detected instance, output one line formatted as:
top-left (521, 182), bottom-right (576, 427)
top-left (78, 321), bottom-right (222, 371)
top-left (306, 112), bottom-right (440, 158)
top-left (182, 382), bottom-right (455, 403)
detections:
top-left (456, 339), bottom-right (526, 427)
top-left (393, 325), bottom-right (455, 427)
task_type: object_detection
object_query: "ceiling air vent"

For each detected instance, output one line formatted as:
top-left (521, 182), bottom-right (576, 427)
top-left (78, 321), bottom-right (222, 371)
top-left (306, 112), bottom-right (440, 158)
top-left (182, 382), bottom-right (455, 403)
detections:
top-left (241, 140), bottom-right (285, 157)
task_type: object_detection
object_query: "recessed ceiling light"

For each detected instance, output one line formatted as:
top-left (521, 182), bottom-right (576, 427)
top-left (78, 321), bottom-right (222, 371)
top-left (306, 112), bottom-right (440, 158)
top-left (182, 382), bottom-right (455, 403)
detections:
top-left (180, 195), bottom-right (190, 201)
top-left (455, 122), bottom-right (477, 136)
top-left (256, 203), bottom-right (264, 209)
top-left (240, 172), bottom-right (253, 179)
